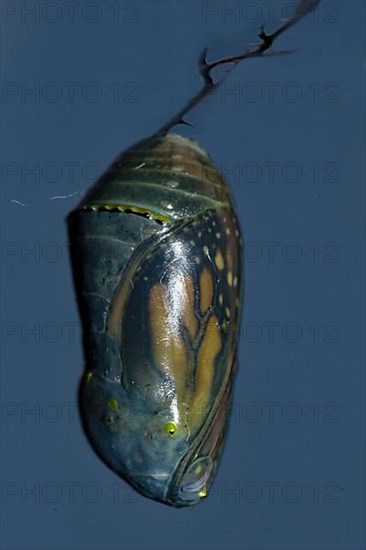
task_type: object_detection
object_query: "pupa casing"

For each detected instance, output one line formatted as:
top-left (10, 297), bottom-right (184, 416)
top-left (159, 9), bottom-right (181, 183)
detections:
top-left (68, 133), bottom-right (242, 507)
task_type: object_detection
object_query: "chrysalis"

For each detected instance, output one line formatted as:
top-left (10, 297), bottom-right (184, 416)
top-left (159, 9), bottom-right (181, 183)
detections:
top-left (68, 0), bottom-right (319, 507)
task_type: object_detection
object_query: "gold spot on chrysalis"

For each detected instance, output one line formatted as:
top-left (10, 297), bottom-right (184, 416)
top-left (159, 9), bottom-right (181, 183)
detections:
top-left (163, 422), bottom-right (177, 437)
top-left (107, 398), bottom-right (118, 411)
top-left (85, 371), bottom-right (93, 383)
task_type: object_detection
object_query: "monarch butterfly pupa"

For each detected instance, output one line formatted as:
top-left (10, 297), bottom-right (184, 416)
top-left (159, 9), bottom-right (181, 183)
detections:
top-left (68, 0), bottom-right (320, 507)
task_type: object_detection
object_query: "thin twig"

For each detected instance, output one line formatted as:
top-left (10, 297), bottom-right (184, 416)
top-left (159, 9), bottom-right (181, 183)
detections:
top-left (156, 0), bottom-right (320, 136)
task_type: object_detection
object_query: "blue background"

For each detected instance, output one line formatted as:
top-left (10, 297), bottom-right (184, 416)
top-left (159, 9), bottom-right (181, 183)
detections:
top-left (1, 1), bottom-right (365, 549)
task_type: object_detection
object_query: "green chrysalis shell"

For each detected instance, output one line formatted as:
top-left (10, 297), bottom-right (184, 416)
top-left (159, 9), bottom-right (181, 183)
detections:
top-left (68, 134), bottom-right (242, 506)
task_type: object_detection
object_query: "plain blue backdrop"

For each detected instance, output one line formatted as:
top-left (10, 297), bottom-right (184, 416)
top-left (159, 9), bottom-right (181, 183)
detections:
top-left (1, 1), bottom-right (365, 549)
